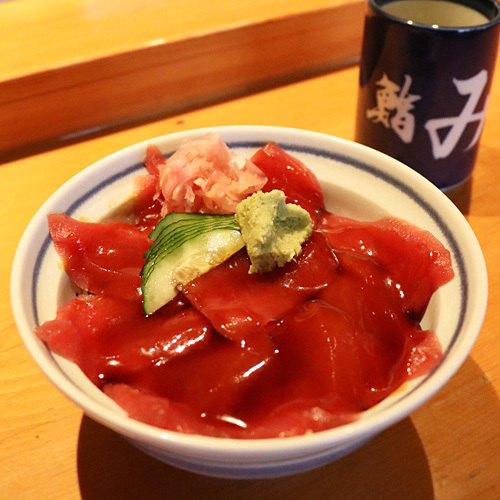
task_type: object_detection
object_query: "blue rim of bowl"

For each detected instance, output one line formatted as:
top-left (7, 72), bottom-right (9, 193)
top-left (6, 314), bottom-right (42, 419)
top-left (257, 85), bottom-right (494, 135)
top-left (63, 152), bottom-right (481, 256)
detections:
top-left (31, 139), bottom-right (466, 410)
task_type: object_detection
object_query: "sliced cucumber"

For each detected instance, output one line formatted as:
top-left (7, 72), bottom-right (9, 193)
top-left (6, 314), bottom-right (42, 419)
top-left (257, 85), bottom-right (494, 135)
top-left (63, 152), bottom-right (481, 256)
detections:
top-left (141, 212), bottom-right (244, 315)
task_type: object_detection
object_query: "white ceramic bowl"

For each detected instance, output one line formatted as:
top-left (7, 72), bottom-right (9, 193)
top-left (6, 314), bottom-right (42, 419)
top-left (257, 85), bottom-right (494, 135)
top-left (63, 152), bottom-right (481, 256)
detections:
top-left (11, 125), bottom-right (487, 479)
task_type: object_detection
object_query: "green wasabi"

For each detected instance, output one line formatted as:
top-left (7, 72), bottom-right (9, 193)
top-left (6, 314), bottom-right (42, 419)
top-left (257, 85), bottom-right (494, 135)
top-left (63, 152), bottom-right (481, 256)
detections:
top-left (235, 190), bottom-right (313, 274)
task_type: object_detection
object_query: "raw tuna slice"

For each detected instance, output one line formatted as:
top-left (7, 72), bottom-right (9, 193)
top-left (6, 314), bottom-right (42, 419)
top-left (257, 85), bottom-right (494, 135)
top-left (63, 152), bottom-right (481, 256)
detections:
top-left (48, 213), bottom-right (151, 301)
top-left (181, 231), bottom-right (339, 343)
top-left (132, 144), bottom-right (167, 232)
top-left (319, 213), bottom-right (454, 318)
top-left (103, 384), bottom-right (220, 436)
top-left (143, 143), bottom-right (165, 176)
top-left (127, 331), bottom-right (276, 424)
top-left (317, 250), bottom-right (442, 407)
top-left (250, 142), bottom-right (324, 223)
top-left (35, 294), bottom-right (211, 385)
top-left (232, 300), bottom-right (364, 437)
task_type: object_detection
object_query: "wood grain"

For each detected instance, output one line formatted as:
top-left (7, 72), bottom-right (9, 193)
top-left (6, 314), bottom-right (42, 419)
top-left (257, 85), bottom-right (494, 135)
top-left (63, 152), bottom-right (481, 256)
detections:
top-left (0, 0), bottom-right (364, 158)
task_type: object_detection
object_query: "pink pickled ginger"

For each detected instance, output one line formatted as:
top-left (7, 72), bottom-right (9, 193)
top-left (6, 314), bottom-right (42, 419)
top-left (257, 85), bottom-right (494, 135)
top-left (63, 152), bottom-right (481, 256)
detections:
top-left (156, 133), bottom-right (267, 215)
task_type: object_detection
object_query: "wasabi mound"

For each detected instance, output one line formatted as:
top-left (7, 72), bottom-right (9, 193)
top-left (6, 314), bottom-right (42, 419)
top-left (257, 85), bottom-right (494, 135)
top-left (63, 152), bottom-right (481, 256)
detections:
top-left (235, 190), bottom-right (313, 273)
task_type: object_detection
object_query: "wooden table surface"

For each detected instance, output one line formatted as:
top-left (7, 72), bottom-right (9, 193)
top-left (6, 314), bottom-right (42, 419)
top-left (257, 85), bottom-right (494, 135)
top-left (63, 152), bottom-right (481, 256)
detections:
top-left (2, 1), bottom-right (500, 499)
top-left (0, 0), bottom-right (363, 158)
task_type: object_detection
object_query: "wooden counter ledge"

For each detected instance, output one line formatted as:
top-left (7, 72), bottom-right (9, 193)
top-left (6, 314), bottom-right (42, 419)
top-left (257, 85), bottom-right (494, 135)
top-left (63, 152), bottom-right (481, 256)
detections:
top-left (0, 0), bottom-right (364, 159)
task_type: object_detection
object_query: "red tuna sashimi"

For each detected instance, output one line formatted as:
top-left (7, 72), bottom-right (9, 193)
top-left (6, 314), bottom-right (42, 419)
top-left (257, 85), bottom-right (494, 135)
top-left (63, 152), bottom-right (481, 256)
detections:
top-left (132, 144), bottom-right (166, 232)
top-left (35, 294), bottom-right (211, 385)
top-left (103, 384), bottom-right (221, 436)
top-left (250, 142), bottom-right (324, 223)
top-left (181, 231), bottom-right (339, 343)
top-left (102, 311), bottom-right (353, 439)
top-left (234, 252), bottom-right (442, 436)
top-left (98, 244), bottom-right (443, 438)
top-left (127, 332), bottom-right (276, 425)
top-left (143, 143), bottom-right (166, 176)
top-left (319, 213), bottom-right (454, 319)
top-left (48, 213), bottom-right (151, 301)
top-left (230, 300), bottom-right (364, 437)
top-left (317, 251), bottom-right (442, 406)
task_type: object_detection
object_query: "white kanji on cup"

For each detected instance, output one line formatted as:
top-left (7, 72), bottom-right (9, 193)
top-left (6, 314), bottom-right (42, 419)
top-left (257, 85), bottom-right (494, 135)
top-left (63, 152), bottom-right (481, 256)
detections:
top-left (425, 70), bottom-right (489, 159)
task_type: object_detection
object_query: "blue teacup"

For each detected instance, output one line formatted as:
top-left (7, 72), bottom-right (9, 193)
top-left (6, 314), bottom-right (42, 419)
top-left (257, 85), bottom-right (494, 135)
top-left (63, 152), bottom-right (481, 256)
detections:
top-left (355, 0), bottom-right (500, 196)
